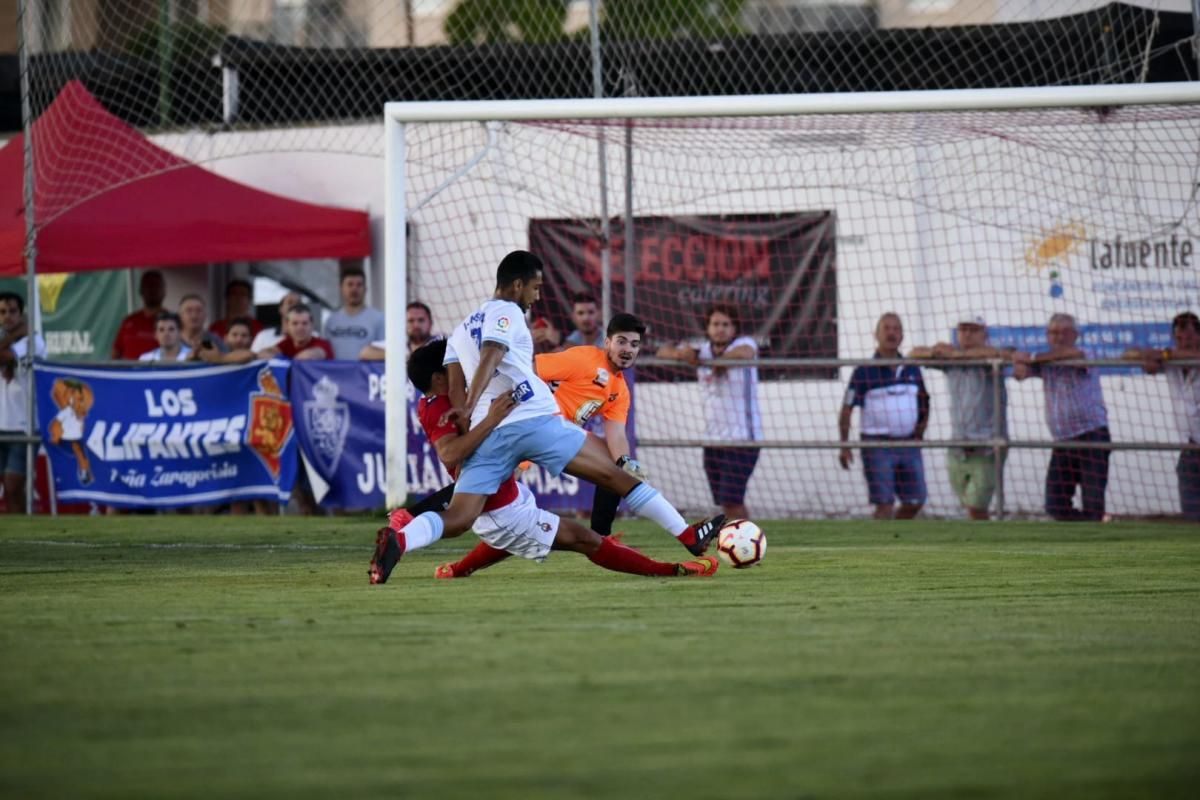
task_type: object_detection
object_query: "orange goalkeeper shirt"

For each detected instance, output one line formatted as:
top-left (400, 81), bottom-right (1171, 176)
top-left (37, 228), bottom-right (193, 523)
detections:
top-left (535, 345), bottom-right (630, 427)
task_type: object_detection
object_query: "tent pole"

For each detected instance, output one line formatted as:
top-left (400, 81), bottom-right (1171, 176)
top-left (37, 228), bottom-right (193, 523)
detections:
top-left (17, 0), bottom-right (39, 516)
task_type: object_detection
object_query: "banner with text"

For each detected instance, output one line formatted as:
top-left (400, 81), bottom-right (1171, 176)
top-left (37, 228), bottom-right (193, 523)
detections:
top-left (0, 271), bottom-right (127, 360)
top-left (290, 361), bottom-right (593, 512)
top-left (34, 361), bottom-right (297, 508)
top-left (529, 212), bottom-right (838, 379)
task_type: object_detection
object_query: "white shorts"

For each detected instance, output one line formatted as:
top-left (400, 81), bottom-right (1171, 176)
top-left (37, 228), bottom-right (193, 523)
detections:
top-left (471, 482), bottom-right (560, 562)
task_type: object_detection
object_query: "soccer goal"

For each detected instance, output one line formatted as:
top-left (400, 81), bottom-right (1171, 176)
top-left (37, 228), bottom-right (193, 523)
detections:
top-left (383, 83), bottom-right (1200, 518)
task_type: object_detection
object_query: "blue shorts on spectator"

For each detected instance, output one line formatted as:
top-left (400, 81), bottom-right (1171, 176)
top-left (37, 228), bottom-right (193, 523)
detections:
top-left (862, 436), bottom-right (927, 506)
top-left (702, 446), bottom-right (759, 508)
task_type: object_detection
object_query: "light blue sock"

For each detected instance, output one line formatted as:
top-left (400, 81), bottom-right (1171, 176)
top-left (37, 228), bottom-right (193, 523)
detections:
top-left (624, 482), bottom-right (688, 537)
top-left (401, 511), bottom-right (445, 552)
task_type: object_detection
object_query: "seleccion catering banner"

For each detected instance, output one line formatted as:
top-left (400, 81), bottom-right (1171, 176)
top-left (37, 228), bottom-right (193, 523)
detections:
top-left (34, 361), bottom-right (298, 508)
top-left (529, 212), bottom-right (839, 379)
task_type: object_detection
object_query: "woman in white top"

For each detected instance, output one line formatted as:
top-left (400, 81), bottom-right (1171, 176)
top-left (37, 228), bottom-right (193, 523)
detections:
top-left (138, 312), bottom-right (192, 362)
top-left (658, 304), bottom-right (762, 519)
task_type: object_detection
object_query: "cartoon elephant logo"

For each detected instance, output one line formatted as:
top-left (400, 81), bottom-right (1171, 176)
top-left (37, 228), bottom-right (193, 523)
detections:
top-left (49, 378), bottom-right (95, 486)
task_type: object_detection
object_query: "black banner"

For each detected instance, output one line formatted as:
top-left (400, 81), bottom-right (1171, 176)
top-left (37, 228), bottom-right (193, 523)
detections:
top-left (529, 212), bottom-right (837, 380)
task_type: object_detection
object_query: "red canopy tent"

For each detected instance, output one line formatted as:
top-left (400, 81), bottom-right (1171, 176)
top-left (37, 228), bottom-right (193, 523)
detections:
top-left (0, 81), bottom-right (371, 276)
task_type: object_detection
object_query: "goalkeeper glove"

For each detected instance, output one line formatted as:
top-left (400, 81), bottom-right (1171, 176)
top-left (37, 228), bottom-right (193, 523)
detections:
top-left (616, 454), bottom-right (648, 481)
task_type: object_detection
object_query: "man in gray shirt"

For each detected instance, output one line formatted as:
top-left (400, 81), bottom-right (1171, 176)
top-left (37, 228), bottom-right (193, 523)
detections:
top-left (911, 313), bottom-right (1013, 520)
top-left (324, 267), bottom-right (386, 360)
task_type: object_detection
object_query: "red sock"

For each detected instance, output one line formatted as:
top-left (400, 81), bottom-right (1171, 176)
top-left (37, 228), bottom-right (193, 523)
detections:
top-left (450, 541), bottom-right (510, 577)
top-left (588, 536), bottom-right (678, 577)
top-left (675, 525), bottom-right (697, 549)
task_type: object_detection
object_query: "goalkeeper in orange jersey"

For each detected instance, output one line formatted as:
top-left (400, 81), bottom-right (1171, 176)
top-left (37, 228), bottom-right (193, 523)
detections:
top-left (430, 313), bottom-right (655, 579)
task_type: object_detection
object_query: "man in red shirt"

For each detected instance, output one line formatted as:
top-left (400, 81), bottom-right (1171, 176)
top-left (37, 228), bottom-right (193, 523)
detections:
top-left (259, 304), bottom-right (333, 360)
top-left (369, 339), bottom-right (717, 584)
top-left (209, 279), bottom-right (264, 340)
top-left (110, 270), bottom-right (166, 360)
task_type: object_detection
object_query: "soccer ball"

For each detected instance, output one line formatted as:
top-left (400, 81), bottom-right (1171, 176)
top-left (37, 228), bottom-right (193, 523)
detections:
top-left (716, 519), bottom-right (766, 569)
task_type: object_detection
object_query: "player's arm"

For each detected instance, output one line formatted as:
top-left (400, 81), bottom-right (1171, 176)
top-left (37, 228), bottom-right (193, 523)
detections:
top-left (433, 393), bottom-right (517, 471)
top-left (603, 419), bottom-right (631, 461)
top-left (461, 341), bottom-right (507, 418)
top-left (447, 361), bottom-right (468, 416)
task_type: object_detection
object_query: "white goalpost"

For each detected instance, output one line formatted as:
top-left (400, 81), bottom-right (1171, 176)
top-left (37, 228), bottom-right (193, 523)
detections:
top-left (383, 82), bottom-right (1200, 516)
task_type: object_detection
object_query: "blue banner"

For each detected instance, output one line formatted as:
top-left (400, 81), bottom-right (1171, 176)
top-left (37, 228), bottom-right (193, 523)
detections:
top-left (290, 361), bottom-right (627, 512)
top-left (981, 323), bottom-right (1170, 375)
top-left (34, 361), bottom-right (297, 508)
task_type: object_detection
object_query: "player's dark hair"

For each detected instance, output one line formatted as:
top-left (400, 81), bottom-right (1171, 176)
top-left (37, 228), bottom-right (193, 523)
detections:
top-left (407, 301), bottom-right (432, 320)
top-left (340, 267), bottom-right (366, 284)
top-left (607, 313), bottom-right (645, 338)
top-left (705, 304), bottom-right (741, 335)
top-left (0, 290), bottom-right (24, 314)
top-left (495, 250), bottom-right (543, 289)
top-left (227, 316), bottom-right (255, 334)
top-left (572, 291), bottom-right (598, 307)
top-left (408, 338), bottom-right (448, 395)
top-left (1173, 311), bottom-right (1200, 334)
top-left (155, 311), bottom-right (182, 329)
top-left (225, 278), bottom-right (252, 297)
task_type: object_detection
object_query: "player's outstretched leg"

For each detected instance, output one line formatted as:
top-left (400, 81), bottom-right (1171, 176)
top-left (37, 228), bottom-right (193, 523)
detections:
top-left (556, 518), bottom-right (718, 578)
top-left (369, 492), bottom-right (489, 584)
top-left (387, 483), bottom-right (455, 531)
top-left (564, 435), bottom-right (724, 555)
top-left (436, 541), bottom-right (510, 579)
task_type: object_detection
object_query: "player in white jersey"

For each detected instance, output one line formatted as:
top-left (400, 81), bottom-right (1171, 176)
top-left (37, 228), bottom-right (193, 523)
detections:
top-left (369, 250), bottom-right (724, 584)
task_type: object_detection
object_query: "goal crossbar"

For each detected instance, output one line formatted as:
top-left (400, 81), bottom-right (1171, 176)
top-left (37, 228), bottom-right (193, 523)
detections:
top-left (385, 82), bottom-right (1200, 124)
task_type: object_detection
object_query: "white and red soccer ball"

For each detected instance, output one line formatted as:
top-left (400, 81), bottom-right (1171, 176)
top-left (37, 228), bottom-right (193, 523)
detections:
top-left (715, 519), bottom-right (766, 569)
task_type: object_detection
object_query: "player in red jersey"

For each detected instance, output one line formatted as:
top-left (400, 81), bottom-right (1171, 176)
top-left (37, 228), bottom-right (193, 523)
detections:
top-left (369, 339), bottom-right (718, 583)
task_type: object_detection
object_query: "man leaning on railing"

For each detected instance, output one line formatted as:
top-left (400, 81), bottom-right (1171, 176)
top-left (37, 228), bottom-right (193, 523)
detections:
top-left (1123, 311), bottom-right (1200, 522)
top-left (0, 291), bottom-right (46, 513)
top-left (1013, 313), bottom-right (1111, 522)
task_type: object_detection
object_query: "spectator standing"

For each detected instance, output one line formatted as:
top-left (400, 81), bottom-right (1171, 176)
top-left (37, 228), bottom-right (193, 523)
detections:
top-left (530, 292), bottom-right (604, 353)
top-left (196, 317), bottom-right (257, 366)
top-left (178, 294), bottom-right (227, 357)
top-left (658, 304), bottom-right (761, 520)
top-left (911, 314), bottom-right (1013, 520)
top-left (262, 304), bottom-right (334, 361)
top-left (1013, 313), bottom-right (1111, 521)
top-left (358, 300), bottom-right (440, 360)
top-left (250, 292), bottom-right (302, 353)
top-left (564, 292), bottom-right (604, 348)
top-left (209, 279), bottom-right (264, 340)
top-left (137, 312), bottom-right (191, 362)
top-left (111, 270), bottom-right (166, 360)
top-left (324, 268), bottom-right (385, 360)
top-left (1123, 311), bottom-right (1200, 521)
top-left (839, 313), bottom-right (929, 520)
top-left (0, 291), bottom-right (47, 512)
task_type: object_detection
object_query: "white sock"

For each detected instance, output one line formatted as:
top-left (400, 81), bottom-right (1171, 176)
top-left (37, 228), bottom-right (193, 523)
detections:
top-left (624, 483), bottom-right (688, 537)
top-left (401, 511), bottom-right (444, 552)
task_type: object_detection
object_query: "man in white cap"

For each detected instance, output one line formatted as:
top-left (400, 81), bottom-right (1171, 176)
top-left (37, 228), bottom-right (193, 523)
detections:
top-left (911, 313), bottom-right (1015, 520)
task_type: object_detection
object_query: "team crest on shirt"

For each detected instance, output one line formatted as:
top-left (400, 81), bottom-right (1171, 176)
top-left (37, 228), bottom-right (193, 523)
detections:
top-left (495, 316), bottom-right (511, 333)
top-left (592, 368), bottom-right (610, 388)
top-left (303, 375), bottom-right (349, 474)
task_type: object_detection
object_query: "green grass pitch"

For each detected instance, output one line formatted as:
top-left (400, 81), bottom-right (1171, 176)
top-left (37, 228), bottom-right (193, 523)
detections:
top-left (1, 516), bottom-right (1198, 799)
